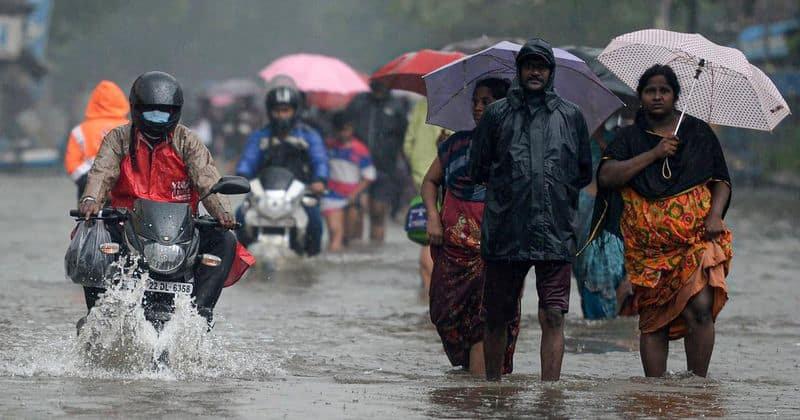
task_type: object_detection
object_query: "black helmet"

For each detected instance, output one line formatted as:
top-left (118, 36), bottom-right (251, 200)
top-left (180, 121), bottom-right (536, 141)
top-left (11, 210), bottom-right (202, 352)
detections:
top-left (265, 86), bottom-right (301, 133)
top-left (130, 71), bottom-right (184, 139)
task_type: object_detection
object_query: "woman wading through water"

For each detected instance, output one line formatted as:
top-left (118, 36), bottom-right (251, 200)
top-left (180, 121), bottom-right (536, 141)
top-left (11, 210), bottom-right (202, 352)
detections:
top-left (593, 64), bottom-right (733, 377)
top-left (422, 78), bottom-right (516, 376)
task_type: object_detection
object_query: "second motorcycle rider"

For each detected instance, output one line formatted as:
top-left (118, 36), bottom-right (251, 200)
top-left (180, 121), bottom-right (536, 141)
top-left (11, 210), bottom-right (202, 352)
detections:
top-left (235, 86), bottom-right (329, 256)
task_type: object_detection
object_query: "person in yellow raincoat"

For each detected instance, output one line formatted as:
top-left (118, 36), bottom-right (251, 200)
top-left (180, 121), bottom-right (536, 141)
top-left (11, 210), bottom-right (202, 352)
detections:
top-left (403, 99), bottom-right (451, 294)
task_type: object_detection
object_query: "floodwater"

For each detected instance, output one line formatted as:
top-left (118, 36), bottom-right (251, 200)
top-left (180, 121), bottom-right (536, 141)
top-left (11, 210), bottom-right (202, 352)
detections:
top-left (0, 174), bottom-right (798, 418)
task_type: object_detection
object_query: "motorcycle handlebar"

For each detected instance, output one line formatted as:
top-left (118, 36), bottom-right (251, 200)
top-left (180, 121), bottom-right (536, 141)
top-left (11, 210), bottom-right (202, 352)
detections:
top-left (69, 208), bottom-right (127, 220)
top-left (194, 217), bottom-right (241, 230)
top-left (70, 209), bottom-right (240, 229)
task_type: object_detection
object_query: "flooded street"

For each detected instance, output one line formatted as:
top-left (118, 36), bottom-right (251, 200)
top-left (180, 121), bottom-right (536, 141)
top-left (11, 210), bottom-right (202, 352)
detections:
top-left (0, 174), bottom-right (798, 418)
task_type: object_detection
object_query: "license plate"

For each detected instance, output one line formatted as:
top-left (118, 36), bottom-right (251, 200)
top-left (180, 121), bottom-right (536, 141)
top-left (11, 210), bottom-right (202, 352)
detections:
top-left (146, 279), bottom-right (193, 294)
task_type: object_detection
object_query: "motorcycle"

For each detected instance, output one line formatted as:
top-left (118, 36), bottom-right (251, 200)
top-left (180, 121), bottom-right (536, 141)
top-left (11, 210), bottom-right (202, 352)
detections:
top-left (67, 176), bottom-right (250, 330)
top-left (240, 166), bottom-right (317, 271)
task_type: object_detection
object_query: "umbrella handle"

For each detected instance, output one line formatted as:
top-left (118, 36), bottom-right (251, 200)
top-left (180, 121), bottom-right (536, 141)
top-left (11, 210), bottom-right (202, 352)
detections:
top-left (662, 158), bottom-right (672, 179)
top-left (672, 59), bottom-right (705, 137)
top-left (665, 59), bottom-right (705, 180)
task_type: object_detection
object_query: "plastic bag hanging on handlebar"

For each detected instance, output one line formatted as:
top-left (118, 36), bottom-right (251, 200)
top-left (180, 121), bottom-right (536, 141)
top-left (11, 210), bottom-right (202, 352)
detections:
top-left (64, 220), bottom-right (116, 287)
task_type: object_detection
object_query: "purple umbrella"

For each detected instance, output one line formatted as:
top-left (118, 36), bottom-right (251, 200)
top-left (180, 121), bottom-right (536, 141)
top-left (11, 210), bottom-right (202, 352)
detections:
top-left (423, 41), bottom-right (624, 133)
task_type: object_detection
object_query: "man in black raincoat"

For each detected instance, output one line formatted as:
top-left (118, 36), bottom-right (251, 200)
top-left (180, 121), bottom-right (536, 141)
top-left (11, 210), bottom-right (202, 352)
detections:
top-left (469, 38), bottom-right (592, 381)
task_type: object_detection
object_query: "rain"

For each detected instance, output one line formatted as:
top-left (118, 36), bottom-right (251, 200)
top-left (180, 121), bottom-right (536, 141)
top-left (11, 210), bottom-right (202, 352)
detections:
top-left (1, 0), bottom-right (799, 418)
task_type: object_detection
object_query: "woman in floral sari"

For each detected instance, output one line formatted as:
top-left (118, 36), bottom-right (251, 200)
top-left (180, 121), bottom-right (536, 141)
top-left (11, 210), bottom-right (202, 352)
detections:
top-left (594, 64), bottom-right (732, 377)
top-left (421, 78), bottom-right (515, 376)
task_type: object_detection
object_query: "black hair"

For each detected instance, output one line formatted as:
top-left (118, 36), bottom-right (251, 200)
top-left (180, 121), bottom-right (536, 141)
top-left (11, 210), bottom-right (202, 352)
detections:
top-left (636, 64), bottom-right (681, 100)
top-left (475, 77), bottom-right (511, 100)
top-left (332, 110), bottom-right (353, 131)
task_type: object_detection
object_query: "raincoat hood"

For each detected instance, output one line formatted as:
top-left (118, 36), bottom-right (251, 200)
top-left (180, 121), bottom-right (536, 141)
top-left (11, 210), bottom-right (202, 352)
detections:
top-left (508, 38), bottom-right (560, 111)
top-left (85, 80), bottom-right (130, 120)
top-left (516, 38), bottom-right (555, 70)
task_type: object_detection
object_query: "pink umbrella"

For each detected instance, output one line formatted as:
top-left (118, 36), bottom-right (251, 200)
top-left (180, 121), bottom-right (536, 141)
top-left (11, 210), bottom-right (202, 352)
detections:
top-left (258, 53), bottom-right (369, 95)
top-left (305, 72), bottom-right (370, 110)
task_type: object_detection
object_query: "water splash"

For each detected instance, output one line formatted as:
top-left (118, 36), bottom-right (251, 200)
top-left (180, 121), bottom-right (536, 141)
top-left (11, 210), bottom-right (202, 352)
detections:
top-left (1, 259), bottom-right (287, 381)
top-left (74, 259), bottom-right (160, 373)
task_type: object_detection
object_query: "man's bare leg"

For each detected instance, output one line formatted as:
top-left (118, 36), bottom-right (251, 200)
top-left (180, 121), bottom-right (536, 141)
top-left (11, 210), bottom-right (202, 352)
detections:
top-left (640, 327), bottom-right (669, 377)
top-left (538, 307), bottom-right (565, 381)
top-left (468, 341), bottom-right (486, 377)
top-left (344, 205), bottom-right (363, 244)
top-left (682, 285), bottom-right (715, 377)
top-left (369, 199), bottom-right (387, 243)
top-left (484, 321), bottom-right (507, 381)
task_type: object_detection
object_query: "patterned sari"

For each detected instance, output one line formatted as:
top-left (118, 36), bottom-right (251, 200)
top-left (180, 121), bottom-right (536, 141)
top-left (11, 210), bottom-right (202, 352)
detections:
top-left (429, 130), bottom-right (520, 373)
top-left (621, 185), bottom-right (732, 339)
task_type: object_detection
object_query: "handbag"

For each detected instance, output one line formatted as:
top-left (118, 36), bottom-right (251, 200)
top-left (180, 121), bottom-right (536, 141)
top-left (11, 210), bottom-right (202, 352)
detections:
top-left (404, 195), bottom-right (430, 245)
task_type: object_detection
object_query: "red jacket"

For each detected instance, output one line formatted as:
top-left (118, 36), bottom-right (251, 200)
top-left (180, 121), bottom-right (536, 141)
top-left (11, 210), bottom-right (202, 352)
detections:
top-left (110, 131), bottom-right (199, 211)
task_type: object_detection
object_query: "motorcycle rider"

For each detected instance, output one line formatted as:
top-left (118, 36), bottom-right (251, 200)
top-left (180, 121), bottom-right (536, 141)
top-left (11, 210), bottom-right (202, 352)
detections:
top-left (78, 71), bottom-right (248, 326)
top-left (235, 86), bottom-right (329, 256)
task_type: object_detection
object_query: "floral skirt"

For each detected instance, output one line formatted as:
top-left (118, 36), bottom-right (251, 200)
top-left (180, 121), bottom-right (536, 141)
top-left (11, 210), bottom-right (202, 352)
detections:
top-left (621, 186), bottom-right (732, 339)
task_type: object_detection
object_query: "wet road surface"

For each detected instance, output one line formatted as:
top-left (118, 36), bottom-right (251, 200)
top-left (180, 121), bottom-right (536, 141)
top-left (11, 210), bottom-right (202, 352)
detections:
top-left (0, 174), bottom-right (798, 418)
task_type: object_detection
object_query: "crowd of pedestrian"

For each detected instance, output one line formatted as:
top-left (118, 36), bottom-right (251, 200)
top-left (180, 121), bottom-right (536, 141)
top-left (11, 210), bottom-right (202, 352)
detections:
top-left (66, 34), bottom-right (745, 384)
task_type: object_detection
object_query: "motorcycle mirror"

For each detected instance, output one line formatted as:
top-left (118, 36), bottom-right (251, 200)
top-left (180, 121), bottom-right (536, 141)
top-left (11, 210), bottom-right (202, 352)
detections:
top-left (198, 176), bottom-right (251, 202)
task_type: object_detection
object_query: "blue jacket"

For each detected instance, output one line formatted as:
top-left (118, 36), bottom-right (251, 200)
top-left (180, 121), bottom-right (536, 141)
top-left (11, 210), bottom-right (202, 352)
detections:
top-left (235, 123), bottom-right (329, 182)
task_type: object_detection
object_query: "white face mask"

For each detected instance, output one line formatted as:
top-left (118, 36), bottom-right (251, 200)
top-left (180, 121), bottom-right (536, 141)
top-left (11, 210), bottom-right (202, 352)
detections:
top-left (142, 110), bottom-right (170, 124)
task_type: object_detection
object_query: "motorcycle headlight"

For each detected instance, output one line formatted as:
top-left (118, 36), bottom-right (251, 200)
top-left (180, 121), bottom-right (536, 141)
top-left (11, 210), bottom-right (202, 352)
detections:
top-left (258, 191), bottom-right (292, 219)
top-left (143, 242), bottom-right (185, 274)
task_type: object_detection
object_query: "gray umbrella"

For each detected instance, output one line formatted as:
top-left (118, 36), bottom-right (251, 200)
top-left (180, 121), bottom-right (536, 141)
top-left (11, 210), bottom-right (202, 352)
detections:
top-left (441, 35), bottom-right (527, 54)
top-left (560, 45), bottom-right (635, 98)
